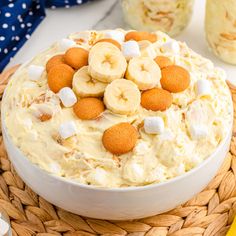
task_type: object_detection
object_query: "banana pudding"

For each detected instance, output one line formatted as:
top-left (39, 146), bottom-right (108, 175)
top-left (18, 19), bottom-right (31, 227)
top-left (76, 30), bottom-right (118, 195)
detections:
top-left (205, 0), bottom-right (236, 64)
top-left (121, 0), bottom-right (194, 37)
top-left (2, 30), bottom-right (232, 188)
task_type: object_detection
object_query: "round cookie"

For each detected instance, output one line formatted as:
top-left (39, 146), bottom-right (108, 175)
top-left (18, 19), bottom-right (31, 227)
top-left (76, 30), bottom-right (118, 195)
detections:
top-left (154, 56), bottom-right (173, 69)
top-left (125, 31), bottom-right (157, 43)
top-left (141, 88), bottom-right (173, 111)
top-left (95, 38), bottom-right (121, 49)
top-left (64, 47), bottom-right (89, 70)
top-left (47, 64), bottom-right (74, 93)
top-left (46, 54), bottom-right (65, 72)
top-left (102, 122), bottom-right (138, 155)
top-left (161, 65), bottom-right (190, 93)
top-left (73, 97), bottom-right (105, 120)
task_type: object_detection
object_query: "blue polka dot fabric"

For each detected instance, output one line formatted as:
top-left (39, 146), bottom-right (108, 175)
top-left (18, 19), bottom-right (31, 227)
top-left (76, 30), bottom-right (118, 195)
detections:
top-left (0, 0), bottom-right (90, 72)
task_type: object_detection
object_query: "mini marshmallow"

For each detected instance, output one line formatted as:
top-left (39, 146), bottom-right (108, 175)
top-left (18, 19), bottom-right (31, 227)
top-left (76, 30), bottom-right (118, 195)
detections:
top-left (143, 45), bottom-right (156, 59)
top-left (87, 168), bottom-right (107, 186)
top-left (144, 116), bottom-right (165, 134)
top-left (59, 121), bottom-right (77, 139)
top-left (28, 65), bottom-right (44, 81)
top-left (176, 163), bottom-right (185, 175)
top-left (153, 166), bottom-right (166, 182)
top-left (161, 40), bottom-right (180, 54)
top-left (123, 161), bottom-right (145, 183)
top-left (59, 38), bottom-right (76, 51)
top-left (134, 141), bottom-right (150, 155)
top-left (50, 162), bottom-right (61, 174)
top-left (138, 41), bottom-right (156, 59)
top-left (122, 41), bottom-right (141, 60)
top-left (196, 79), bottom-right (211, 98)
top-left (131, 163), bottom-right (144, 176)
top-left (191, 155), bottom-right (202, 166)
top-left (104, 30), bottom-right (125, 43)
top-left (189, 124), bottom-right (208, 140)
top-left (58, 87), bottom-right (77, 107)
top-left (0, 218), bottom-right (9, 236)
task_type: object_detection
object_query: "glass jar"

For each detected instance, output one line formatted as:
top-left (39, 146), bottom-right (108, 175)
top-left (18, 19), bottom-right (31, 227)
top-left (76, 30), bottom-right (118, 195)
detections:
top-left (205, 0), bottom-right (236, 64)
top-left (121, 0), bottom-right (194, 37)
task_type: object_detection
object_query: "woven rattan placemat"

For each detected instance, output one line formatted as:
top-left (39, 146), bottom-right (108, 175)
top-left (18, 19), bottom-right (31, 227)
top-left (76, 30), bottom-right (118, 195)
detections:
top-left (0, 66), bottom-right (236, 236)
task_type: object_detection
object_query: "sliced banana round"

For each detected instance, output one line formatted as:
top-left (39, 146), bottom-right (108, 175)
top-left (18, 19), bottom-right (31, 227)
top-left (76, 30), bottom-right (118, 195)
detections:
top-left (104, 79), bottom-right (141, 115)
top-left (126, 57), bottom-right (161, 90)
top-left (88, 42), bottom-right (127, 83)
top-left (73, 66), bottom-right (107, 97)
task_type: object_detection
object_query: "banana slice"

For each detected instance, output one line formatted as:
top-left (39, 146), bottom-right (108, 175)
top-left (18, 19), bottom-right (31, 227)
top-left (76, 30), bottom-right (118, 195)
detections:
top-left (126, 57), bottom-right (161, 90)
top-left (104, 79), bottom-right (141, 115)
top-left (88, 42), bottom-right (115, 62)
top-left (88, 42), bottom-right (127, 83)
top-left (73, 66), bottom-right (107, 97)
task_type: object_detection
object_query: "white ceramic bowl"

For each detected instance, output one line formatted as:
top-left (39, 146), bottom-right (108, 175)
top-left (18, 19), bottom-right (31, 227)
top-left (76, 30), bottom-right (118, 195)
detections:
top-left (1, 117), bottom-right (232, 220)
top-left (1, 64), bottom-right (233, 220)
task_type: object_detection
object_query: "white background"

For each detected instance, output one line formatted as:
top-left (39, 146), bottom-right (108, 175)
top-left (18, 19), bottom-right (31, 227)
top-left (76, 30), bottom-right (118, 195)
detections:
top-left (8, 0), bottom-right (236, 84)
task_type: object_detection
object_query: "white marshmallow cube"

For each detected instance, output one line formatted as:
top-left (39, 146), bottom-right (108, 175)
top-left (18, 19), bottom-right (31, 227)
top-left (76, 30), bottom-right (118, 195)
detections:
top-left (50, 162), bottom-right (61, 174)
top-left (153, 166), bottom-right (166, 181)
top-left (138, 41), bottom-right (156, 59)
top-left (87, 168), bottom-right (108, 186)
top-left (130, 163), bottom-right (144, 177)
top-left (123, 161), bottom-right (145, 183)
top-left (58, 87), bottom-right (77, 107)
top-left (134, 141), bottom-right (150, 155)
top-left (28, 65), bottom-right (44, 81)
top-left (59, 38), bottom-right (76, 51)
top-left (59, 121), bottom-right (77, 139)
top-left (0, 218), bottom-right (9, 236)
top-left (196, 79), bottom-right (211, 98)
top-left (104, 30), bottom-right (125, 43)
top-left (144, 117), bottom-right (165, 134)
top-left (191, 154), bottom-right (202, 166)
top-left (122, 41), bottom-right (141, 60)
top-left (161, 40), bottom-right (180, 54)
top-left (189, 124), bottom-right (208, 140)
top-left (176, 163), bottom-right (185, 175)
top-left (143, 45), bottom-right (156, 59)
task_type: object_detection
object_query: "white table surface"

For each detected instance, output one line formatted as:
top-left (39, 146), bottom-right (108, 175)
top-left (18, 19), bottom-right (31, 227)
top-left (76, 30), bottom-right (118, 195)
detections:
top-left (8, 0), bottom-right (236, 85)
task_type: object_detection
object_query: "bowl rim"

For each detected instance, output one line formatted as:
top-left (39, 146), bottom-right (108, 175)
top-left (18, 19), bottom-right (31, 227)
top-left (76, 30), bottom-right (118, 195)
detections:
top-left (1, 61), bottom-right (234, 193)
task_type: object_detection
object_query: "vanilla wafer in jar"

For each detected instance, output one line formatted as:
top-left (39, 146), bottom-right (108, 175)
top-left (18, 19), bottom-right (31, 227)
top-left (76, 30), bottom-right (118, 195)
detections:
top-left (121, 0), bottom-right (194, 37)
top-left (205, 0), bottom-right (236, 64)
